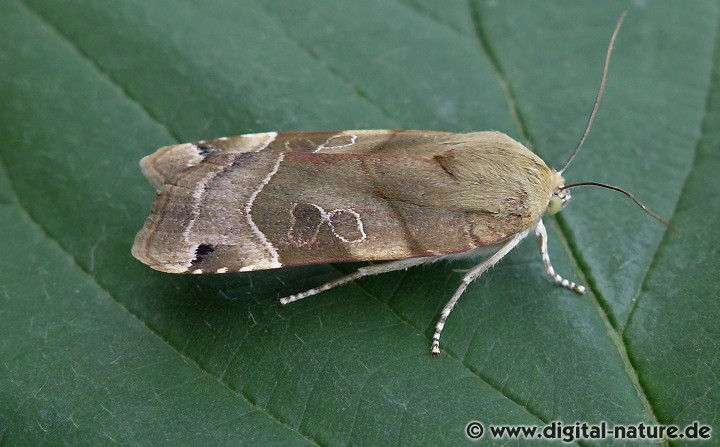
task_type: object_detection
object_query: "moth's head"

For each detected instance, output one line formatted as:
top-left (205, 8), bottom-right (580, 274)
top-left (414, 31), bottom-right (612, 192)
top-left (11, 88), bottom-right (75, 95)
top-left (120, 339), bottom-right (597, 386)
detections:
top-left (545, 171), bottom-right (569, 216)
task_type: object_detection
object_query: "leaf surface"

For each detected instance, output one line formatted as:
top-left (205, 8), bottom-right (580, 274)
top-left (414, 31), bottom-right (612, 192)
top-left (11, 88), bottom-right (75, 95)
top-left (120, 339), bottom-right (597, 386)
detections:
top-left (1, 0), bottom-right (718, 445)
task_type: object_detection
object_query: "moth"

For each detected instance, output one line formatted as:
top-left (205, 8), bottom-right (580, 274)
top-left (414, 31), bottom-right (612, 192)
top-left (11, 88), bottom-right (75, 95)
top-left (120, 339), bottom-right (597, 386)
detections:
top-left (132, 14), bottom-right (660, 355)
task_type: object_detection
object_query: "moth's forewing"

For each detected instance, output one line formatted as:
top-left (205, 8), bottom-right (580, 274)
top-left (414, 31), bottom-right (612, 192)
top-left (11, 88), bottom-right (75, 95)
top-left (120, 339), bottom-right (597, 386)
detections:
top-left (138, 132), bottom-right (276, 190)
top-left (132, 130), bottom-right (554, 274)
top-left (140, 130), bottom-right (455, 189)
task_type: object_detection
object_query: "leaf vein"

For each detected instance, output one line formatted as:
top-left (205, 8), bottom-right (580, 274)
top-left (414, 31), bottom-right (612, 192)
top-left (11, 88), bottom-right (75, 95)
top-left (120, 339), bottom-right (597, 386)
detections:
top-left (326, 265), bottom-right (546, 425)
top-left (622, 6), bottom-right (720, 335)
top-left (466, 1), bottom-right (668, 435)
top-left (17, 0), bottom-right (183, 143)
top-left (255, 0), bottom-right (401, 127)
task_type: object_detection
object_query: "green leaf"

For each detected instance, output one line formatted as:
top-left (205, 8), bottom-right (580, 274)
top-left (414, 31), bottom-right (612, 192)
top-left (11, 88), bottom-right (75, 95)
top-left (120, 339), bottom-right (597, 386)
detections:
top-left (1, 0), bottom-right (718, 445)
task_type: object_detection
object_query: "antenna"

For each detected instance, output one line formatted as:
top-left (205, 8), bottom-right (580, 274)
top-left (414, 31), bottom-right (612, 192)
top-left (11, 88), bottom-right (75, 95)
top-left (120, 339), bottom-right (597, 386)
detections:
top-left (559, 12), bottom-right (626, 174)
top-left (562, 181), bottom-right (668, 225)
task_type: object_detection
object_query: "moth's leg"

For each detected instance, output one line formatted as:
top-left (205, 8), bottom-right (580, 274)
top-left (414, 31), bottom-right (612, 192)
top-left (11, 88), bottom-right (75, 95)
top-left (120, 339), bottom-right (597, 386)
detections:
top-left (534, 220), bottom-right (585, 294)
top-left (279, 257), bottom-right (435, 305)
top-left (431, 231), bottom-right (528, 356)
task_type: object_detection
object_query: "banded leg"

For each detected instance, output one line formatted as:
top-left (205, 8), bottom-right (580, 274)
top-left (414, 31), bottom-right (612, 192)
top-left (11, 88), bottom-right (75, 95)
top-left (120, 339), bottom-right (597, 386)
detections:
top-left (431, 230), bottom-right (529, 356)
top-left (279, 257), bottom-right (435, 305)
top-left (534, 220), bottom-right (585, 294)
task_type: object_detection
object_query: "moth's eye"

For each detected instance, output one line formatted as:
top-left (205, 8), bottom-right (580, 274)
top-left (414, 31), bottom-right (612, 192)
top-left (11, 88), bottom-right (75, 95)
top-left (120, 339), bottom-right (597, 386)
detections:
top-left (546, 196), bottom-right (563, 215)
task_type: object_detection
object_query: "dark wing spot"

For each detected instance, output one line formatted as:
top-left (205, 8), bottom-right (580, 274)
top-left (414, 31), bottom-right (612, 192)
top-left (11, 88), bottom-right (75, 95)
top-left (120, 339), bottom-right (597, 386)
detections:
top-left (191, 243), bottom-right (215, 265)
top-left (287, 203), bottom-right (324, 246)
top-left (196, 143), bottom-right (213, 157)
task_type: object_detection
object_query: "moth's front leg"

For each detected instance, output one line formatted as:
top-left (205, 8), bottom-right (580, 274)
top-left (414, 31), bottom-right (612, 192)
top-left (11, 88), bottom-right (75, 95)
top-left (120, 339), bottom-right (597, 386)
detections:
top-left (534, 220), bottom-right (585, 294)
top-left (431, 230), bottom-right (529, 356)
